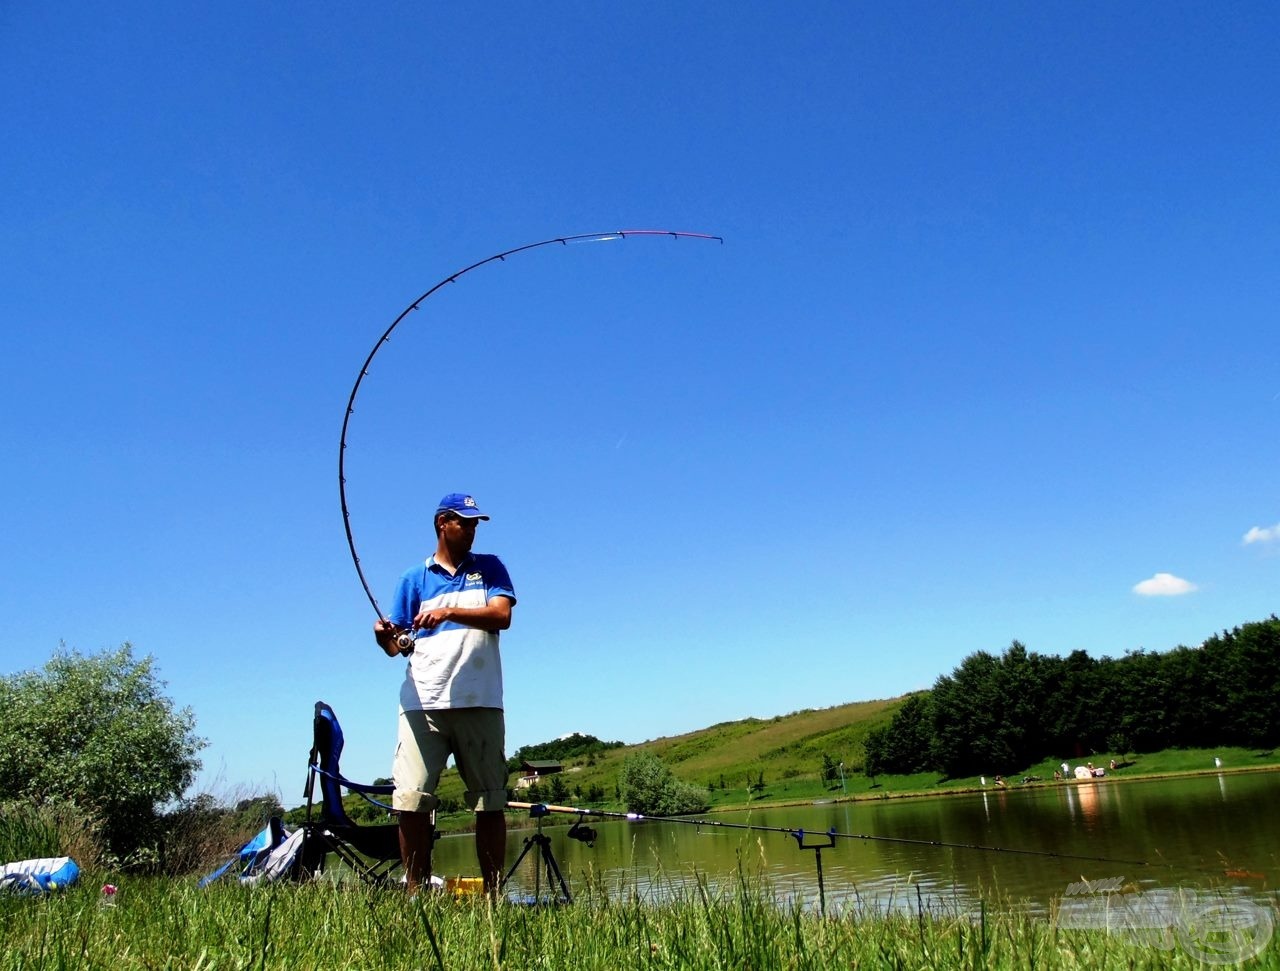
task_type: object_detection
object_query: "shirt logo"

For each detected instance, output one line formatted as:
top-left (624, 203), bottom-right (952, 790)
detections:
top-left (466, 572), bottom-right (483, 583)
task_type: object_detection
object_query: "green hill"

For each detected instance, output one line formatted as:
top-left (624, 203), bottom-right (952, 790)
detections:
top-left (301, 696), bottom-right (909, 827)
top-left (613, 696), bottom-right (906, 803)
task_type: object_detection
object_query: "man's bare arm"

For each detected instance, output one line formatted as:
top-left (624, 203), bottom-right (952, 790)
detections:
top-left (414, 595), bottom-right (513, 632)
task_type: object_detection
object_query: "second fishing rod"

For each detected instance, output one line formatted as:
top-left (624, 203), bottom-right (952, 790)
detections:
top-left (508, 799), bottom-right (1200, 872)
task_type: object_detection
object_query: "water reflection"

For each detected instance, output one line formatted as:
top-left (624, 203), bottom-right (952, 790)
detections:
top-left (1063, 781), bottom-right (1106, 830)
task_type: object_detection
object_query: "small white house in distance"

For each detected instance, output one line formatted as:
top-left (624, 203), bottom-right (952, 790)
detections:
top-left (514, 760), bottom-right (562, 789)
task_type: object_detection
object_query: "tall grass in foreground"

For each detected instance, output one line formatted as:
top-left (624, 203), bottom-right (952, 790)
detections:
top-left (2, 876), bottom-right (1276, 970)
top-left (0, 802), bottom-right (102, 870)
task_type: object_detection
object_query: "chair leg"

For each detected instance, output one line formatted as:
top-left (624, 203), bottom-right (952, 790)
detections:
top-left (297, 829), bottom-right (327, 879)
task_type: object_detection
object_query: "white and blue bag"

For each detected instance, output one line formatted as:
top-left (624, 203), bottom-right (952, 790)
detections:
top-left (0, 856), bottom-right (80, 894)
top-left (199, 817), bottom-right (306, 887)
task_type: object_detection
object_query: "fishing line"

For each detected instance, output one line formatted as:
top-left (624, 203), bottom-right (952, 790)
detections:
top-left (338, 230), bottom-right (723, 621)
top-left (346, 237), bottom-right (1258, 895)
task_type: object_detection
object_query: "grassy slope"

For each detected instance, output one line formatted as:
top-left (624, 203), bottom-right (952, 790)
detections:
top-left (437, 696), bottom-right (905, 817)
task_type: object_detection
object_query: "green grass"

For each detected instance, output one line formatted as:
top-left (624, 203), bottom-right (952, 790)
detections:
top-left (0, 806), bottom-right (61, 863)
top-left (4, 874), bottom-right (1276, 970)
top-left (0, 802), bottom-right (102, 870)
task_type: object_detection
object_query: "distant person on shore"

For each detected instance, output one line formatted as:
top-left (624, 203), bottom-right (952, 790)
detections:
top-left (372, 492), bottom-right (516, 894)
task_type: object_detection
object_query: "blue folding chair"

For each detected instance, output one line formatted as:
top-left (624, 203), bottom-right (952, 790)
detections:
top-left (301, 701), bottom-right (404, 883)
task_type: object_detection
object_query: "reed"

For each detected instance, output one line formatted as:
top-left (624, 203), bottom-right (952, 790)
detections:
top-left (0, 801), bottom-right (102, 870)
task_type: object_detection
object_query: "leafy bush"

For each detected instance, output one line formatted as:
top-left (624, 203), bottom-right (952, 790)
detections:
top-left (618, 752), bottom-right (708, 815)
top-left (0, 644), bottom-right (206, 865)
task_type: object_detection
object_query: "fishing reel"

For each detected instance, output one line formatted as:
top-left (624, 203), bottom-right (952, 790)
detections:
top-left (567, 815), bottom-right (597, 847)
top-left (378, 624), bottom-right (415, 657)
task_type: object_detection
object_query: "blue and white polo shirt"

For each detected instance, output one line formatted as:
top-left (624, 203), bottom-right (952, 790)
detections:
top-left (388, 552), bottom-right (516, 711)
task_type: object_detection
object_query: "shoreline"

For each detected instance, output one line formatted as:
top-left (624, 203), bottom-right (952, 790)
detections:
top-left (707, 761), bottom-right (1280, 814)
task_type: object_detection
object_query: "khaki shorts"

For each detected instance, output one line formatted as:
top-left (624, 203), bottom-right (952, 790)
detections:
top-left (392, 707), bottom-right (509, 814)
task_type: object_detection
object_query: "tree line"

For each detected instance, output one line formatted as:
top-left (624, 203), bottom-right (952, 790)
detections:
top-left (864, 616), bottom-right (1280, 779)
top-left (508, 732), bottom-right (625, 771)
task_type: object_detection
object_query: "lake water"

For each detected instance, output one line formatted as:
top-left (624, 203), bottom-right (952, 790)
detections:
top-left (432, 770), bottom-right (1280, 918)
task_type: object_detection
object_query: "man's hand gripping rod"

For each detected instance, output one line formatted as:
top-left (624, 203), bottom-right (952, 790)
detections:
top-left (374, 619), bottom-right (416, 657)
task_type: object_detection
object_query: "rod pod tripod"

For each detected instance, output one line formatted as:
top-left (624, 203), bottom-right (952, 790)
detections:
top-left (500, 803), bottom-right (572, 904)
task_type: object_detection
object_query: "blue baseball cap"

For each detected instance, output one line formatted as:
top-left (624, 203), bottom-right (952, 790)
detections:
top-left (436, 493), bottom-right (489, 520)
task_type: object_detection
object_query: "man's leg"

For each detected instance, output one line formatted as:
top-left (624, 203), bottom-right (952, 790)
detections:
top-left (475, 809), bottom-right (507, 893)
top-left (392, 709), bottom-right (446, 892)
top-left (448, 708), bottom-right (510, 893)
top-left (399, 810), bottom-right (435, 892)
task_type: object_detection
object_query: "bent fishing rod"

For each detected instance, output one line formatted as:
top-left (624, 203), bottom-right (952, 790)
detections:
top-left (338, 229), bottom-right (723, 629)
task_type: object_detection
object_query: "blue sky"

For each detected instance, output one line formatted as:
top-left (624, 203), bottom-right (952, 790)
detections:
top-left (3, 3), bottom-right (1276, 798)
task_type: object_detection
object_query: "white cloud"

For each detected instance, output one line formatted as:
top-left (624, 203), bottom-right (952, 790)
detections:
top-left (1132, 573), bottom-right (1198, 597)
top-left (1243, 523), bottom-right (1280, 546)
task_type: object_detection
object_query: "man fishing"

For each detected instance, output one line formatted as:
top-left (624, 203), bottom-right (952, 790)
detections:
top-left (373, 492), bottom-right (516, 893)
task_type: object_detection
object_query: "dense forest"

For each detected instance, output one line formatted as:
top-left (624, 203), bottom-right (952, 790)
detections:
top-left (864, 616), bottom-right (1280, 778)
